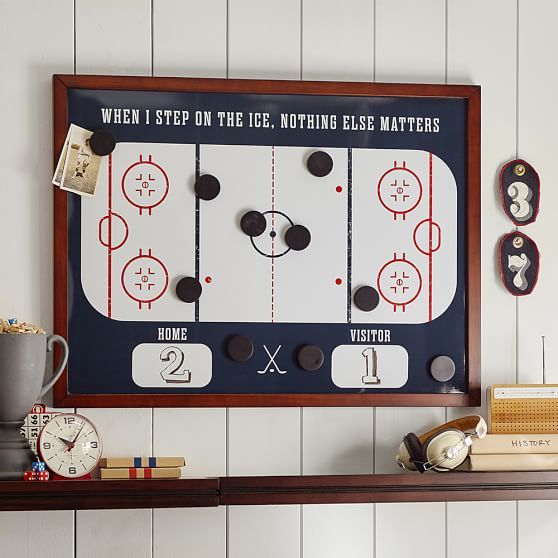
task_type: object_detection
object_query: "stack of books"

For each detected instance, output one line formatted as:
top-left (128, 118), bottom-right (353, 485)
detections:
top-left (470, 434), bottom-right (558, 471)
top-left (99, 456), bottom-right (186, 479)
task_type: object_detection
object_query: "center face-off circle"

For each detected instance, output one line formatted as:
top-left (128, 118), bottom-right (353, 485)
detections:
top-left (250, 210), bottom-right (294, 258)
top-left (377, 255), bottom-right (422, 310)
top-left (377, 165), bottom-right (422, 219)
top-left (122, 156), bottom-right (169, 214)
top-left (121, 250), bottom-right (169, 308)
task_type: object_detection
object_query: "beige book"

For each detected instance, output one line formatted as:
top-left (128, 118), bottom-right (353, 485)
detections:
top-left (469, 453), bottom-right (558, 471)
top-left (471, 434), bottom-right (558, 454)
top-left (99, 457), bottom-right (186, 468)
top-left (100, 467), bottom-right (181, 480)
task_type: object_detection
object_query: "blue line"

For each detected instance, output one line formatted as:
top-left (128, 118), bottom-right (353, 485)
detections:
top-left (195, 144), bottom-right (200, 322)
top-left (347, 148), bottom-right (353, 323)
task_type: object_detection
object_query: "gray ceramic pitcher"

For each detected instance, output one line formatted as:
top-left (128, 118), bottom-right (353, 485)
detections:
top-left (0, 333), bottom-right (68, 479)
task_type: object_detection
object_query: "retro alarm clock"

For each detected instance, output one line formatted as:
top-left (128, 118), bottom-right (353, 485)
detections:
top-left (38, 413), bottom-right (102, 479)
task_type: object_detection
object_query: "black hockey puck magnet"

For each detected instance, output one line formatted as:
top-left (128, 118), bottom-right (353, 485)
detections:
top-left (240, 210), bottom-right (267, 237)
top-left (353, 286), bottom-right (380, 312)
top-left (226, 335), bottom-right (254, 362)
top-left (89, 129), bottom-right (116, 156)
top-left (307, 151), bottom-right (333, 177)
top-left (285, 225), bottom-right (311, 251)
top-left (176, 276), bottom-right (202, 303)
top-left (297, 345), bottom-right (324, 371)
top-left (195, 174), bottom-right (221, 200)
top-left (430, 355), bottom-right (456, 382)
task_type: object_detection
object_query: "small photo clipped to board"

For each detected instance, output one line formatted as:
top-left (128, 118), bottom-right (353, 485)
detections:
top-left (52, 124), bottom-right (102, 197)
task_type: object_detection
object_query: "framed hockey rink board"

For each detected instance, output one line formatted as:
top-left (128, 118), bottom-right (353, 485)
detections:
top-left (53, 75), bottom-right (480, 407)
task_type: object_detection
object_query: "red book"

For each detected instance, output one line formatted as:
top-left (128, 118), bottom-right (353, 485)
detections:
top-left (100, 467), bottom-right (181, 480)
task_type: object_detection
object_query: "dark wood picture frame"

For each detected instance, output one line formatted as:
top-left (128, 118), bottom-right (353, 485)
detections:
top-left (53, 75), bottom-right (480, 408)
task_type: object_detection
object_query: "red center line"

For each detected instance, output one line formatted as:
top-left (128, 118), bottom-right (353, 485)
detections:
top-left (428, 152), bottom-right (433, 322)
top-left (271, 146), bottom-right (275, 323)
top-left (108, 153), bottom-right (113, 319)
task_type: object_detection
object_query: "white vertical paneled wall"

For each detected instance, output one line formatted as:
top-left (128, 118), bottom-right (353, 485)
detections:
top-left (73, 1), bottom-right (154, 556)
top-left (0, 0), bottom-right (75, 555)
top-left (516, 1), bottom-right (558, 554)
top-left (2, 0), bottom-right (558, 557)
top-left (151, 2), bottom-right (229, 555)
top-left (445, 2), bottom-right (518, 557)
top-left (301, 3), bottom-right (375, 554)
top-left (374, 2), bottom-right (446, 556)
top-left (227, 2), bottom-right (302, 555)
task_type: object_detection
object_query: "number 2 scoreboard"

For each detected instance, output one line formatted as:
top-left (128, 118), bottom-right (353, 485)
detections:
top-left (53, 76), bottom-right (480, 407)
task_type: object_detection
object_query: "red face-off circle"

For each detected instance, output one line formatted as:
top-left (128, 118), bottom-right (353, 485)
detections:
top-left (122, 158), bottom-right (169, 212)
top-left (377, 257), bottom-right (422, 307)
top-left (377, 166), bottom-right (422, 217)
top-left (121, 252), bottom-right (169, 305)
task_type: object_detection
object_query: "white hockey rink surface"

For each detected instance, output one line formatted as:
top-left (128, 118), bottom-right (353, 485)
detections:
top-left (81, 143), bottom-right (457, 325)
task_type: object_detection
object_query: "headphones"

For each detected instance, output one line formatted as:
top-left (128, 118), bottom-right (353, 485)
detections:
top-left (396, 415), bottom-right (487, 473)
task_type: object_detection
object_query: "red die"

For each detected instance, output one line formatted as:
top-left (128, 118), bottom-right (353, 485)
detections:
top-left (37, 471), bottom-right (49, 481)
top-left (23, 471), bottom-right (37, 481)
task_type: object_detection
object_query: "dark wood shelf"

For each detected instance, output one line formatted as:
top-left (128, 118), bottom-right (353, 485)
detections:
top-left (3, 472), bottom-right (558, 511)
top-left (221, 472), bottom-right (558, 505)
top-left (0, 478), bottom-right (219, 511)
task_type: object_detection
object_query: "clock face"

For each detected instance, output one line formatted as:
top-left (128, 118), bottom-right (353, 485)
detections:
top-left (38, 413), bottom-right (102, 478)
